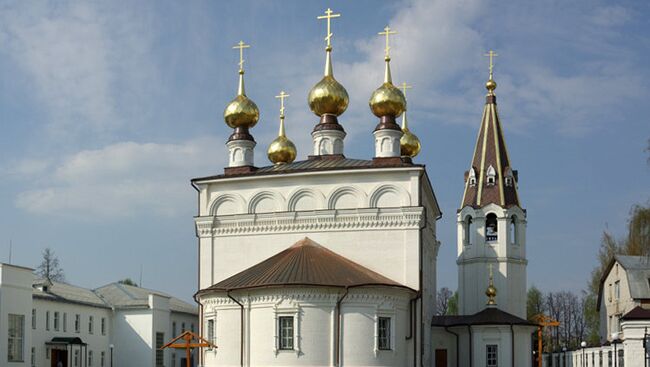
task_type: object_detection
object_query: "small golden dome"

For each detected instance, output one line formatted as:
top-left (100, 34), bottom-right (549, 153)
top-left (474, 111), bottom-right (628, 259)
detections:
top-left (401, 127), bottom-right (421, 158)
top-left (267, 135), bottom-right (296, 164)
top-left (308, 75), bottom-right (349, 117)
top-left (224, 71), bottom-right (259, 129)
top-left (486, 78), bottom-right (497, 92)
top-left (370, 82), bottom-right (406, 118)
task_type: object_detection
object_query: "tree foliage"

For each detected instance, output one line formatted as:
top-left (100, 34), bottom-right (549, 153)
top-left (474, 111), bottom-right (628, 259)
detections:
top-left (35, 248), bottom-right (65, 282)
top-left (527, 285), bottom-right (545, 320)
top-left (436, 287), bottom-right (454, 316)
top-left (118, 278), bottom-right (138, 287)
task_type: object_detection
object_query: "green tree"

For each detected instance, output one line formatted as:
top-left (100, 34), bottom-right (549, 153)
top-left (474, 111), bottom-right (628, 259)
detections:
top-left (118, 278), bottom-right (138, 287)
top-left (447, 292), bottom-right (458, 316)
top-left (527, 285), bottom-right (545, 320)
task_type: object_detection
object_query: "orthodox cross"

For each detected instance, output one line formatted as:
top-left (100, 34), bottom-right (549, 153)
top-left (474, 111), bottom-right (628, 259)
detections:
top-left (275, 91), bottom-right (290, 117)
top-left (378, 26), bottom-right (397, 59)
top-left (484, 50), bottom-right (498, 79)
top-left (233, 40), bottom-right (251, 71)
top-left (317, 8), bottom-right (341, 49)
top-left (400, 82), bottom-right (413, 99)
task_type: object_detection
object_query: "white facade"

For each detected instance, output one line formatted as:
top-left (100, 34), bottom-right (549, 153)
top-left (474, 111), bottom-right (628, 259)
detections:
top-left (0, 264), bottom-right (198, 367)
top-left (193, 165), bottom-right (441, 366)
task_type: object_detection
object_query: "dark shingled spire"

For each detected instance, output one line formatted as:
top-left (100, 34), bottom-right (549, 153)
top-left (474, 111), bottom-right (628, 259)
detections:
top-left (461, 84), bottom-right (520, 209)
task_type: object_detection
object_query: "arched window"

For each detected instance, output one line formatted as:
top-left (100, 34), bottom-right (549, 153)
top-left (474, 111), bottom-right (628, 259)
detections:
top-left (464, 216), bottom-right (473, 246)
top-left (504, 167), bottom-right (514, 187)
top-left (486, 165), bottom-right (496, 186)
top-left (510, 215), bottom-right (517, 245)
top-left (486, 213), bottom-right (498, 242)
top-left (468, 168), bottom-right (477, 187)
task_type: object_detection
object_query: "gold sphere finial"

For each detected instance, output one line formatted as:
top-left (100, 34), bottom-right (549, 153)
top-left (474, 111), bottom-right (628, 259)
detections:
top-left (486, 78), bottom-right (497, 92)
top-left (268, 91), bottom-right (297, 164)
top-left (398, 83), bottom-right (419, 157)
top-left (224, 41), bottom-right (259, 129)
top-left (486, 264), bottom-right (497, 305)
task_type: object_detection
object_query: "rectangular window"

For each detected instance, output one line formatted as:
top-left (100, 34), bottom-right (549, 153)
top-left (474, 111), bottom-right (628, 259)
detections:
top-left (89, 315), bottom-right (94, 334)
top-left (46, 311), bottom-right (50, 331)
top-left (74, 349), bottom-right (79, 367)
top-left (63, 313), bottom-right (67, 332)
top-left (54, 312), bottom-right (60, 331)
top-left (101, 351), bottom-right (105, 367)
top-left (207, 319), bottom-right (215, 345)
top-left (172, 321), bottom-right (177, 336)
top-left (608, 351), bottom-right (612, 367)
top-left (32, 309), bottom-right (36, 330)
top-left (618, 349), bottom-right (624, 367)
top-left (172, 352), bottom-right (176, 367)
top-left (378, 317), bottom-right (391, 350)
top-left (101, 317), bottom-right (106, 335)
top-left (155, 332), bottom-right (164, 367)
top-left (614, 281), bottom-right (620, 300)
top-left (9, 314), bottom-right (25, 361)
top-left (191, 323), bottom-right (195, 333)
top-left (486, 344), bottom-right (498, 367)
top-left (31, 347), bottom-right (35, 367)
top-left (181, 322), bottom-right (186, 332)
top-left (279, 316), bottom-right (294, 350)
top-left (89, 350), bottom-right (93, 367)
top-left (75, 314), bottom-right (81, 333)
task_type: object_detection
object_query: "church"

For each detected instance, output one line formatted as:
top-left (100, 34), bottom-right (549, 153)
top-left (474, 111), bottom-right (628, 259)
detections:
top-left (191, 8), bottom-right (535, 367)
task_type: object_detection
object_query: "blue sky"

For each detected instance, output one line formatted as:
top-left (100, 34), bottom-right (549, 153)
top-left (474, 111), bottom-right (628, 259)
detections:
top-left (0, 0), bottom-right (648, 301)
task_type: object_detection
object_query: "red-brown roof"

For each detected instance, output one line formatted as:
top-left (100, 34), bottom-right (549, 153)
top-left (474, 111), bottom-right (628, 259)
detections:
top-left (461, 93), bottom-right (521, 209)
top-left (200, 237), bottom-right (412, 293)
top-left (621, 306), bottom-right (650, 320)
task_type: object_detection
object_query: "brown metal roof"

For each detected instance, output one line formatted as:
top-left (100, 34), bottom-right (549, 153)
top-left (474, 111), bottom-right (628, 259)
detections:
top-left (192, 157), bottom-right (421, 182)
top-left (200, 237), bottom-right (412, 293)
top-left (431, 307), bottom-right (536, 327)
top-left (621, 306), bottom-right (650, 320)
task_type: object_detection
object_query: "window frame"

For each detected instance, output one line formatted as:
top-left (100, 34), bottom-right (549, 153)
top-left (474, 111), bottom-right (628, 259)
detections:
top-left (155, 332), bottom-right (165, 367)
top-left (54, 311), bottom-right (60, 331)
top-left (89, 315), bottom-right (94, 334)
top-left (486, 344), bottom-right (498, 367)
top-left (8, 314), bottom-right (25, 362)
top-left (273, 304), bottom-right (301, 355)
top-left (278, 316), bottom-right (295, 351)
top-left (377, 317), bottom-right (392, 350)
top-left (75, 314), bottom-right (81, 333)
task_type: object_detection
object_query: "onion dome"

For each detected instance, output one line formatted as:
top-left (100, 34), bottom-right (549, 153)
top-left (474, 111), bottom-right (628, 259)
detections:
top-left (268, 91), bottom-right (297, 164)
top-left (223, 69), bottom-right (259, 129)
top-left (369, 56), bottom-right (406, 118)
top-left (400, 112), bottom-right (421, 157)
top-left (308, 48), bottom-right (349, 117)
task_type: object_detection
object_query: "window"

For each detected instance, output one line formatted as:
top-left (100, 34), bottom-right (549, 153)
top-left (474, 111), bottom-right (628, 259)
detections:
top-left (63, 313), bottom-right (67, 332)
top-left (46, 311), bottom-right (50, 331)
top-left (31, 347), bottom-right (35, 367)
top-left (155, 332), bottom-right (164, 367)
top-left (468, 168), bottom-right (477, 187)
top-left (32, 309), bottom-right (36, 330)
top-left (599, 350), bottom-right (603, 367)
top-left (378, 317), bottom-right (391, 350)
top-left (54, 312), bottom-right (60, 331)
top-left (486, 213), bottom-right (498, 242)
top-left (464, 216), bottom-right (473, 246)
top-left (89, 316), bottom-right (94, 334)
top-left (608, 351), bottom-right (612, 367)
top-left (486, 344), bottom-right (498, 367)
top-left (486, 165), bottom-right (496, 186)
top-left (75, 314), bottom-right (81, 333)
top-left (279, 316), bottom-right (294, 350)
top-left (509, 216), bottom-right (517, 245)
top-left (172, 352), bottom-right (177, 367)
top-left (191, 323), bottom-right (195, 333)
top-left (74, 349), bottom-right (79, 366)
top-left (89, 350), bottom-right (93, 367)
top-left (172, 321), bottom-right (177, 336)
top-left (181, 322), bottom-right (186, 332)
top-left (207, 319), bottom-right (215, 345)
top-left (101, 351), bottom-right (105, 367)
top-left (614, 281), bottom-right (620, 300)
top-left (618, 349), bottom-right (624, 367)
top-left (101, 317), bottom-right (106, 335)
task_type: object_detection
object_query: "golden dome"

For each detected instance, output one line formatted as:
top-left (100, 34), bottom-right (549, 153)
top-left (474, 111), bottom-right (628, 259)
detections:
top-left (369, 58), bottom-right (406, 117)
top-left (267, 117), bottom-right (296, 165)
top-left (486, 284), bottom-right (497, 304)
top-left (401, 127), bottom-right (421, 158)
top-left (486, 78), bottom-right (497, 92)
top-left (224, 71), bottom-right (259, 129)
top-left (308, 50), bottom-right (349, 116)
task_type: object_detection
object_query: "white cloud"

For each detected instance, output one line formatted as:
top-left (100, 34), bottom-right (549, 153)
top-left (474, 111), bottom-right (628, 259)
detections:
top-left (14, 137), bottom-right (226, 218)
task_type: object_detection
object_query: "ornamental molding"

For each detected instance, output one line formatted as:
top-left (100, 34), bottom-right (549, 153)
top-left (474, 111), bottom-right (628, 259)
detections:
top-left (195, 207), bottom-right (425, 237)
top-left (457, 257), bottom-right (528, 266)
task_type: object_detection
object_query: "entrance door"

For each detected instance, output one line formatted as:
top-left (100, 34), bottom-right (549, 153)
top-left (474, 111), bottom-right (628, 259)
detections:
top-left (51, 349), bottom-right (68, 367)
top-left (435, 349), bottom-right (448, 367)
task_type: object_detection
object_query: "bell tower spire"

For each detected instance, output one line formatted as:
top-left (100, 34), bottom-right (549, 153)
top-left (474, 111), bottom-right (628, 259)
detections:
top-left (457, 51), bottom-right (527, 319)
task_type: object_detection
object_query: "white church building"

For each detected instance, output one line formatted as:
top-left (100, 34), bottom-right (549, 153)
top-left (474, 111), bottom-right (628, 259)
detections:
top-left (192, 8), bottom-right (536, 367)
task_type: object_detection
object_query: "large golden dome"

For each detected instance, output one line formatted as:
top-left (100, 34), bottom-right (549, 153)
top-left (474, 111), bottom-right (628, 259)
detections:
top-left (223, 71), bottom-right (259, 129)
top-left (308, 49), bottom-right (349, 117)
top-left (267, 135), bottom-right (297, 164)
top-left (400, 126), bottom-right (421, 157)
top-left (370, 82), bottom-right (406, 118)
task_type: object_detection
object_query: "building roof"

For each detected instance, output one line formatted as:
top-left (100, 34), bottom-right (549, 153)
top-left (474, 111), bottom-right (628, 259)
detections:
top-left (597, 255), bottom-right (650, 311)
top-left (192, 157), bottom-right (421, 182)
top-left (460, 92), bottom-right (521, 209)
top-left (431, 307), bottom-right (536, 327)
top-left (200, 237), bottom-right (413, 293)
top-left (621, 306), bottom-right (650, 320)
top-left (32, 279), bottom-right (197, 314)
top-left (94, 283), bottom-right (197, 315)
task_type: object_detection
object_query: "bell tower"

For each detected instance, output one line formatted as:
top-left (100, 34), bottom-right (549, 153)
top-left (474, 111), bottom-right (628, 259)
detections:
top-left (457, 51), bottom-right (527, 319)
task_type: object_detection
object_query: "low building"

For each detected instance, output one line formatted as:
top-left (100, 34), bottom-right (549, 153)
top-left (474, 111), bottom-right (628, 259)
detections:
top-left (0, 262), bottom-right (198, 367)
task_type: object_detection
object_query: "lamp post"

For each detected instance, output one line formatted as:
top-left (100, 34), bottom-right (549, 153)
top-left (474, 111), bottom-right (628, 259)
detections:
top-left (581, 341), bottom-right (587, 367)
top-left (109, 344), bottom-right (114, 367)
top-left (612, 332), bottom-right (620, 367)
top-left (562, 347), bottom-right (567, 367)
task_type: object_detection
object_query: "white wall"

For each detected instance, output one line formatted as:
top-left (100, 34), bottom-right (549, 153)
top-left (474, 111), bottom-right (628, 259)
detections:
top-left (0, 264), bottom-right (34, 367)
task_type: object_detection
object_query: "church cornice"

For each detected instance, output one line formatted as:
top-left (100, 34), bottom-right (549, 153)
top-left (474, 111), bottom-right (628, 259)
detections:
top-left (457, 257), bottom-right (528, 266)
top-left (195, 207), bottom-right (425, 237)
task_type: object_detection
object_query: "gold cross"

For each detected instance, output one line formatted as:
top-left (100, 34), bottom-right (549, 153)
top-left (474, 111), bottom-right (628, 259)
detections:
top-left (233, 40), bottom-right (251, 71)
top-left (400, 82), bottom-right (413, 99)
top-left (488, 263), bottom-right (494, 279)
top-left (484, 50), bottom-right (498, 78)
top-left (317, 8), bottom-right (341, 49)
top-left (378, 26), bottom-right (397, 58)
top-left (275, 91), bottom-right (290, 117)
